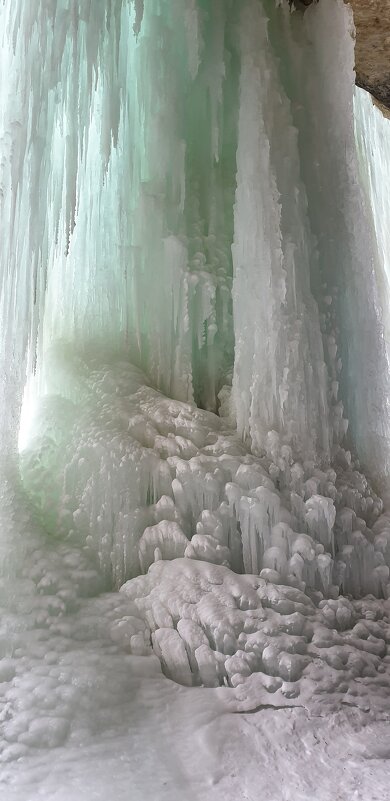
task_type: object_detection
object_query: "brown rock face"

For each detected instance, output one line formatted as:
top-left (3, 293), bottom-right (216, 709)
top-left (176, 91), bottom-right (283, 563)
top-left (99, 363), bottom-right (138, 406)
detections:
top-left (349, 0), bottom-right (390, 111)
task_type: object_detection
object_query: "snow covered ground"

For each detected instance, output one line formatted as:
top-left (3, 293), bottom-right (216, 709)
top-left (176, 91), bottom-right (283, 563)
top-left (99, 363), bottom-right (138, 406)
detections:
top-left (1, 504), bottom-right (390, 801)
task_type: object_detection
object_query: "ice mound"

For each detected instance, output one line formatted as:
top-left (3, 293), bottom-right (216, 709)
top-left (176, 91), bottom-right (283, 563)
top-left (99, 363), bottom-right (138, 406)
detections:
top-left (3, 518), bottom-right (390, 769)
top-left (121, 557), bottom-right (390, 715)
top-left (20, 352), bottom-right (387, 599)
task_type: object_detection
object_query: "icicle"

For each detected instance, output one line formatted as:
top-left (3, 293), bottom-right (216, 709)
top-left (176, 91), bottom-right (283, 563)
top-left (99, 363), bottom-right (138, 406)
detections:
top-left (232, 0), bottom-right (330, 460)
top-left (132, 0), bottom-right (144, 36)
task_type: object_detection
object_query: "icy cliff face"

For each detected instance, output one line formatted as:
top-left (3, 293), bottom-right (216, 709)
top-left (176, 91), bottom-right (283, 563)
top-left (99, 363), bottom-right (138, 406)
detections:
top-left (1, 0), bottom-right (386, 559)
top-left (3, 3), bottom-right (390, 792)
top-left (0, 0), bottom-right (388, 587)
top-left (355, 87), bottom-right (390, 363)
top-left (0, 0), bottom-right (388, 474)
top-left (1, 0), bottom-right (236, 426)
top-left (2, 0), bottom-right (390, 760)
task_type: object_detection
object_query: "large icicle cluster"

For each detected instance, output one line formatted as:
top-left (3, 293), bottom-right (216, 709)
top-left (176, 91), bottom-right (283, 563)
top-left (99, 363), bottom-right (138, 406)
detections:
top-left (8, 0), bottom-right (390, 603)
top-left (3, 0), bottom-right (388, 465)
top-left (287, 3), bottom-right (390, 494)
top-left (0, 0), bottom-right (237, 424)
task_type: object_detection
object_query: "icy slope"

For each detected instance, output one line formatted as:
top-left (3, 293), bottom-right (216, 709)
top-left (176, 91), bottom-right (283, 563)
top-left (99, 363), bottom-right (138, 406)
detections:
top-left (20, 352), bottom-right (387, 599)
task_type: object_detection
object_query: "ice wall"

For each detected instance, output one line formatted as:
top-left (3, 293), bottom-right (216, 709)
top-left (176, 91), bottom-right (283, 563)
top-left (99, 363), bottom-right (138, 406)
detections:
top-left (0, 0), bottom-right (237, 430)
top-left (1, 0), bottom-right (388, 474)
top-left (1, 0), bottom-right (390, 594)
top-left (0, 0), bottom-right (332, 462)
top-left (354, 88), bottom-right (390, 495)
top-left (232, 0), bottom-right (390, 483)
top-left (355, 92), bottom-right (390, 291)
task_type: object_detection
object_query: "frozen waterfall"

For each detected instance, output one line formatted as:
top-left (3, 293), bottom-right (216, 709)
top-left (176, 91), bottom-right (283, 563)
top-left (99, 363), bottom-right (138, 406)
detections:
top-left (2, 1), bottom-right (390, 799)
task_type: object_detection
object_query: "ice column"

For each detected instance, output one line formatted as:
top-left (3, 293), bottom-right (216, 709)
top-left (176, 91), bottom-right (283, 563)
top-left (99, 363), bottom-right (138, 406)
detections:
top-left (354, 88), bottom-right (390, 493)
top-left (232, 0), bottom-right (330, 460)
top-left (285, 1), bottom-right (390, 493)
top-left (232, 0), bottom-right (390, 491)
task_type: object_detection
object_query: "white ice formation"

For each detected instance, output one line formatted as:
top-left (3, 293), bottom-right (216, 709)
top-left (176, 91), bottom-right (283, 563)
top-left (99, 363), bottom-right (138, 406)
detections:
top-left (1, 0), bottom-right (389, 467)
top-left (2, 500), bottom-right (390, 772)
top-left (1, 0), bottom-right (390, 788)
top-left (19, 352), bottom-right (388, 603)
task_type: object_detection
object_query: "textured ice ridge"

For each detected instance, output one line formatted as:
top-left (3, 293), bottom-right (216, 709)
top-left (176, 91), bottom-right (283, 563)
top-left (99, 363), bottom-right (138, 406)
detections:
top-left (121, 557), bottom-right (390, 710)
top-left (20, 352), bottom-right (387, 603)
top-left (2, 479), bottom-right (390, 769)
